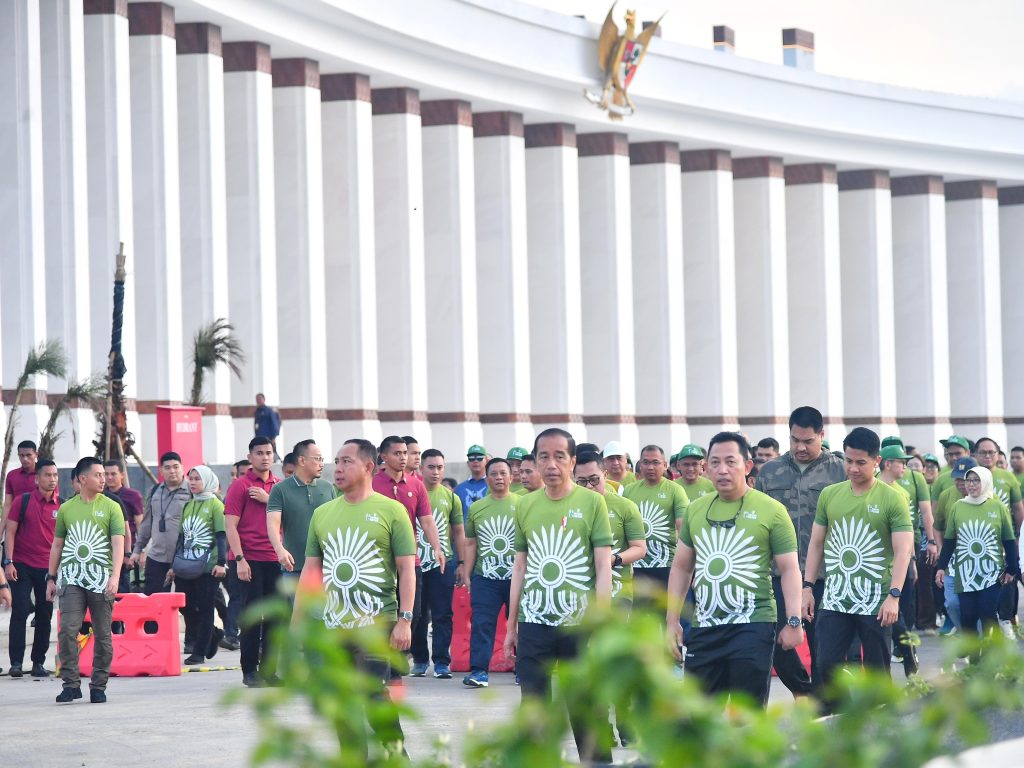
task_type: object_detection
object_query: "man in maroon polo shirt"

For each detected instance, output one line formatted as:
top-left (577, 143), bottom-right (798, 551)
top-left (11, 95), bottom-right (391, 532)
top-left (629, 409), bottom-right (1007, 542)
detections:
top-left (104, 460), bottom-right (143, 591)
top-left (3, 459), bottom-right (60, 677)
top-left (225, 436), bottom-right (280, 688)
top-left (3, 440), bottom-right (39, 525)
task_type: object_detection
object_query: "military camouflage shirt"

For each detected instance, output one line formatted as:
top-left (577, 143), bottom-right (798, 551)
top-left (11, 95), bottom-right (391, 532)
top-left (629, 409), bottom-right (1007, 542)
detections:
top-left (755, 450), bottom-right (847, 574)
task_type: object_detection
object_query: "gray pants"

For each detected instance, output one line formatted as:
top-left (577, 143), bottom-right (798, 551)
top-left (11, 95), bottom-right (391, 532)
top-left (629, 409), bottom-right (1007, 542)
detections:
top-left (58, 584), bottom-right (114, 690)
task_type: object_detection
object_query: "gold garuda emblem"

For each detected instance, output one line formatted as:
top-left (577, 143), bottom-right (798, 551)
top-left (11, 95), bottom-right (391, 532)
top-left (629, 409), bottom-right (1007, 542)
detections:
top-left (584, 4), bottom-right (663, 120)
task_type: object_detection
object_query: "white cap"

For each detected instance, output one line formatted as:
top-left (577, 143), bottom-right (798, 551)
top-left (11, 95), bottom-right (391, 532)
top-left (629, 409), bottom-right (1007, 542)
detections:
top-left (602, 440), bottom-right (626, 458)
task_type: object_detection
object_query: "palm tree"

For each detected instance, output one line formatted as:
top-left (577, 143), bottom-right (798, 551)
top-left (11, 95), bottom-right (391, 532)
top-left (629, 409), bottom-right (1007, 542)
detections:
top-left (37, 374), bottom-right (107, 460)
top-left (1, 339), bottom-right (69, 490)
top-left (188, 318), bottom-right (245, 407)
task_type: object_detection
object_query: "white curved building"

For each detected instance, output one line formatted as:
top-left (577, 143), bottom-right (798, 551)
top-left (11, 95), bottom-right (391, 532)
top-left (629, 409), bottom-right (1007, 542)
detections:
top-left (3, 0), bottom-right (1023, 465)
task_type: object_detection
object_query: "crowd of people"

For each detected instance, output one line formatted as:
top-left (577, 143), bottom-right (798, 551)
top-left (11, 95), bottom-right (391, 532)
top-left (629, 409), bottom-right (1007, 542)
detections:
top-left (0, 406), bottom-right (1021, 762)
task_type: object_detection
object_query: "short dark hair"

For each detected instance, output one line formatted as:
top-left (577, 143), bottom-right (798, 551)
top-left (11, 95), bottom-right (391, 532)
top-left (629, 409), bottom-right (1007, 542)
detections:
top-left (746, 463), bottom-right (760, 481)
top-left (843, 427), bottom-right (880, 457)
top-left (520, 453), bottom-right (536, 465)
top-left (345, 438), bottom-right (379, 465)
top-left (379, 435), bottom-right (406, 454)
top-left (575, 450), bottom-right (603, 467)
top-left (73, 456), bottom-right (102, 479)
top-left (975, 436), bottom-right (1000, 452)
top-left (36, 459), bottom-right (57, 472)
top-left (402, 435), bottom-right (418, 446)
top-left (442, 477), bottom-right (458, 490)
top-left (282, 453), bottom-right (297, 467)
top-left (789, 406), bottom-right (824, 433)
top-left (421, 448), bottom-right (444, 461)
top-left (640, 444), bottom-right (665, 459)
top-left (708, 432), bottom-right (751, 461)
top-left (17, 440), bottom-right (37, 452)
top-left (103, 459), bottom-right (126, 472)
top-left (249, 436), bottom-right (273, 451)
top-left (1012, 446), bottom-right (1024, 455)
top-left (485, 457), bottom-right (510, 474)
top-left (756, 437), bottom-right (779, 451)
top-left (234, 459), bottom-right (251, 472)
top-left (576, 443), bottom-right (601, 457)
top-left (533, 428), bottom-right (576, 458)
top-left (292, 439), bottom-right (316, 458)
top-left (160, 451), bottom-right (182, 465)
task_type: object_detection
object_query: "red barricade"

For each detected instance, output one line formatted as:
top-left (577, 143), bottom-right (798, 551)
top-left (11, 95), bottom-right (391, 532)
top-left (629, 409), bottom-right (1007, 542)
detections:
top-left (449, 587), bottom-right (515, 674)
top-left (772, 633), bottom-right (811, 677)
top-left (60, 592), bottom-right (186, 677)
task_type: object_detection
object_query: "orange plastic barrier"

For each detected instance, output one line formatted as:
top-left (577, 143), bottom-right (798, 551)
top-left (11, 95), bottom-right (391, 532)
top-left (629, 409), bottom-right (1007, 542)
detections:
top-left (449, 587), bottom-right (515, 674)
top-left (59, 592), bottom-right (187, 677)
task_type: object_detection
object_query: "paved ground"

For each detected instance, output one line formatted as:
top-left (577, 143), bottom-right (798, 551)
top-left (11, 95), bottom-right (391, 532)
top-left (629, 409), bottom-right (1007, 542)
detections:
top-left (0, 614), bottom-right (1019, 767)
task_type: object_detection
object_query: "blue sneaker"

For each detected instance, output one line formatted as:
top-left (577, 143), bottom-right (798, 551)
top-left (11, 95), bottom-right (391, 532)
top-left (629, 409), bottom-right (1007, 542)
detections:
top-left (462, 670), bottom-right (489, 688)
top-left (514, 673), bottom-right (520, 686)
top-left (433, 664), bottom-right (452, 679)
top-left (410, 662), bottom-right (429, 677)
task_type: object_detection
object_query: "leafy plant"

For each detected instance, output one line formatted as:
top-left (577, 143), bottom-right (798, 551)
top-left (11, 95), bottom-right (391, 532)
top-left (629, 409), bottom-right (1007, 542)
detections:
top-left (188, 318), bottom-right (245, 407)
top-left (37, 374), bottom-right (107, 460)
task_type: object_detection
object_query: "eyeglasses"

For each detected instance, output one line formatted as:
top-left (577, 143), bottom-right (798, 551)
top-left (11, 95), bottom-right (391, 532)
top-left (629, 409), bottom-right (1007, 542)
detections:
top-left (468, 455), bottom-right (485, 462)
top-left (964, 477), bottom-right (982, 485)
top-left (976, 450), bottom-right (998, 458)
top-left (303, 456), bottom-right (325, 464)
top-left (639, 459), bottom-right (663, 467)
top-left (576, 475), bottom-right (602, 488)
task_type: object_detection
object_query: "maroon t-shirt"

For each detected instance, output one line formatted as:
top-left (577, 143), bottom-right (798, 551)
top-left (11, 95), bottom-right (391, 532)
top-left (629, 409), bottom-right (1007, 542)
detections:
top-left (371, 470), bottom-right (432, 566)
top-left (224, 469), bottom-right (279, 563)
top-left (109, 486), bottom-right (144, 535)
top-left (5, 468), bottom-right (37, 500)
top-left (8, 490), bottom-right (60, 569)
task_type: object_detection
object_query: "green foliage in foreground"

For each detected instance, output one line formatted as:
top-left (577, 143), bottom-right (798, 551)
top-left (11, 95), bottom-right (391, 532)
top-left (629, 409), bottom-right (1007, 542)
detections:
top-left (230, 597), bottom-right (1024, 768)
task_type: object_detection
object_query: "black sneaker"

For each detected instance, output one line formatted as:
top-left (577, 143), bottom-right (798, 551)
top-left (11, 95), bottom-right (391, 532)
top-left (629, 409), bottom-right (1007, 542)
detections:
top-left (8, 664), bottom-right (23, 678)
top-left (56, 686), bottom-right (82, 704)
top-left (90, 688), bottom-right (107, 704)
top-left (242, 672), bottom-right (265, 688)
top-left (183, 654), bottom-right (206, 666)
top-left (31, 663), bottom-right (51, 678)
top-left (903, 645), bottom-right (920, 676)
top-left (207, 628), bottom-right (224, 659)
top-left (220, 636), bottom-right (240, 651)
top-left (260, 673), bottom-right (283, 687)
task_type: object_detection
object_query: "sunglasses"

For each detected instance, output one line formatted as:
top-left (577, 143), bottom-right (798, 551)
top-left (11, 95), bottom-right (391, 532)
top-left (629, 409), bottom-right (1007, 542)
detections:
top-left (576, 475), bottom-right (602, 488)
top-left (468, 455), bottom-right (485, 461)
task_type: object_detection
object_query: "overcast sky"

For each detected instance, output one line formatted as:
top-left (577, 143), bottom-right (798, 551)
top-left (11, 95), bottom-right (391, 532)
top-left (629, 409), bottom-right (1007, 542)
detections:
top-left (527, 0), bottom-right (1024, 102)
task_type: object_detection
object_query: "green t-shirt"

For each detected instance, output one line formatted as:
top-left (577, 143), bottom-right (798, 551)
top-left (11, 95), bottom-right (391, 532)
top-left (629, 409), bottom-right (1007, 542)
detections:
top-left (896, 470), bottom-right (930, 546)
top-left (988, 467), bottom-right (1022, 511)
top-left (934, 485), bottom-right (965, 535)
top-left (623, 478), bottom-right (689, 569)
top-left (267, 476), bottom-right (337, 573)
top-left (513, 487), bottom-right (533, 496)
top-left (604, 492), bottom-right (644, 601)
top-left (465, 494), bottom-right (517, 580)
top-left (509, 482), bottom-right (526, 494)
top-left (945, 497), bottom-right (1014, 593)
top-left (420, 485), bottom-right (462, 571)
top-left (931, 467), bottom-right (955, 502)
top-left (55, 494), bottom-right (126, 592)
top-left (179, 497), bottom-right (226, 573)
top-left (304, 493), bottom-right (416, 628)
top-left (815, 480), bottom-right (913, 615)
top-left (676, 476), bottom-right (716, 502)
top-left (679, 490), bottom-right (796, 626)
top-left (514, 486), bottom-right (613, 626)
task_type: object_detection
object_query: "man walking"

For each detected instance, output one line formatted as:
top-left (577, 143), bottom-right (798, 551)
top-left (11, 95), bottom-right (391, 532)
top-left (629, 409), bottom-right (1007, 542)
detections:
top-left (253, 393), bottom-right (282, 459)
top-left (104, 460), bottom-right (142, 592)
top-left (516, 454), bottom-right (542, 495)
top-left (129, 452), bottom-right (190, 594)
top-left (675, 444), bottom-right (715, 501)
top-left (46, 457), bottom-right (125, 703)
top-left (602, 441), bottom-right (636, 491)
top-left (455, 445), bottom-right (489, 514)
top-left (507, 447), bottom-right (528, 494)
top-left (3, 440), bottom-right (39, 524)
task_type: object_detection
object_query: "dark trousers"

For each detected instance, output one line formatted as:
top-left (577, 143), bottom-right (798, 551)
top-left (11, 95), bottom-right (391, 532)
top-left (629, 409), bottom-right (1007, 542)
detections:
top-left (337, 624), bottom-right (406, 761)
top-left (772, 576), bottom-right (823, 696)
top-left (517, 622), bottom-right (612, 765)
top-left (178, 574), bottom-right (217, 658)
top-left (9, 563), bottom-right (52, 666)
top-left (143, 557), bottom-right (173, 595)
top-left (411, 564), bottom-right (456, 666)
top-left (961, 583), bottom-right (1001, 639)
top-left (225, 560), bottom-right (244, 639)
top-left (816, 609), bottom-right (892, 708)
top-left (238, 560), bottom-right (281, 675)
top-left (468, 576), bottom-right (510, 672)
top-left (57, 585), bottom-right (114, 690)
top-left (390, 566), bottom-right (422, 677)
top-left (685, 623), bottom-right (777, 707)
top-left (898, 563), bottom-right (917, 631)
top-left (997, 580), bottom-right (1018, 622)
top-left (916, 551), bottom-right (937, 629)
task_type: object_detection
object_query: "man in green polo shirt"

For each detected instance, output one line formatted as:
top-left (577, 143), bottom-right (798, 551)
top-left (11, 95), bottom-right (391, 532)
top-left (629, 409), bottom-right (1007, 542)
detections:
top-left (675, 444), bottom-right (716, 501)
top-left (267, 439), bottom-right (336, 588)
top-left (931, 435), bottom-right (971, 502)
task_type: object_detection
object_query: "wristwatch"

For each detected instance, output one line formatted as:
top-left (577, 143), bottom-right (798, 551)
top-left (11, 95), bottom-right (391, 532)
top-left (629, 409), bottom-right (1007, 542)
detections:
top-left (45, 573), bottom-right (57, 582)
top-left (612, 554), bottom-right (623, 568)
top-left (889, 587), bottom-right (902, 599)
top-left (398, 610), bottom-right (414, 622)
top-left (0, 582), bottom-right (9, 591)
top-left (1, 558), bottom-right (11, 567)
top-left (235, 554), bottom-right (245, 562)
top-left (802, 580), bottom-right (815, 590)
top-left (787, 616), bottom-right (801, 628)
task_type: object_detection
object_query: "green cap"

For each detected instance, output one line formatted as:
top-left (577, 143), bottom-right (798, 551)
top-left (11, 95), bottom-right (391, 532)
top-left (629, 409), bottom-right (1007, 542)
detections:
top-left (880, 435), bottom-right (905, 449)
top-left (879, 445), bottom-right (911, 461)
top-left (466, 444), bottom-right (486, 457)
top-left (822, 440), bottom-right (831, 451)
top-left (678, 444), bottom-right (705, 459)
top-left (940, 435), bottom-right (970, 451)
top-left (506, 447), bottom-right (528, 461)
top-left (923, 453), bottom-right (940, 465)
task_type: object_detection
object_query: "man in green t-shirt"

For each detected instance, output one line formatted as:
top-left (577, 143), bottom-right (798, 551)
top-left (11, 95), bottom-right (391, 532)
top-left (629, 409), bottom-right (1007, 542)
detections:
top-left (507, 447), bottom-right (528, 494)
top-left (516, 453), bottom-right (542, 495)
top-left (623, 445), bottom-right (690, 593)
top-left (931, 435), bottom-right (971, 502)
top-left (675, 444), bottom-right (716, 501)
top-left (298, 438), bottom-right (415, 760)
top-left (802, 428), bottom-right (914, 706)
top-left (667, 433), bottom-right (803, 706)
top-left (267, 439), bottom-right (336, 585)
top-left (459, 457), bottom-right (518, 688)
top-left (602, 440), bottom-right (636, 489)
top-left (1010, 446), bottom-right (1024, 488)
top-left (505, 429), bottom-right (614, 765)
top-left (411, 449), bottom-right (464, 679)
top-left (46, 457), bottom-right (125, 704)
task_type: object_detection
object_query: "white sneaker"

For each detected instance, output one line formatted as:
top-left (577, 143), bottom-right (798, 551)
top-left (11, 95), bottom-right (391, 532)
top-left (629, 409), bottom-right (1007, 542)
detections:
top-left (1000, 620), bottom-right (1016, 641)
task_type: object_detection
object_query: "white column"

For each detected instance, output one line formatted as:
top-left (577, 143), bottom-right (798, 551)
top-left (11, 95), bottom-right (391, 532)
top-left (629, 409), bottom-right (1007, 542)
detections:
top-left (421, 99), bottom-right (482, 455)
top-left (525, 123), bottom-right (585, 440)
top-left (681, 149), bottom-right (740, 445)
top-left (321, 73), bottom-right (381, 449)
top-left (785, 163), bottom-right (845, 439)
top-left (577, 132), bottom-right (638, 450)
top-left (838, 170), bottom-right (898, 435)
top-left (223, 42), bottom-right (280, 454)
top-left (272, 58), bottom-right (331, 449)
top-left (473, 112), bottom-right (534, 450)
top-left (1000, 187), bottom-right (1024, 446)
top-left (732, 157), bottom-right (790, 444)
top-left (0, 0), bottom-right (49, 444)
top-left (84, 0), bottom-right (140, 448)
top-left (891, 176), bottom-right (952, 448)
top-left (176, 22), bottom-right (233, 462)
top-left (128, 2), bottom-right (183, 459)
top-left (945, 181), bottom-right (1004, 444)
top-left (629, 142), bottom-right (689, 451)
top-left (40, 0), bottom-right (91, 461)
top-left (371, 87), bottom-right (431, 446)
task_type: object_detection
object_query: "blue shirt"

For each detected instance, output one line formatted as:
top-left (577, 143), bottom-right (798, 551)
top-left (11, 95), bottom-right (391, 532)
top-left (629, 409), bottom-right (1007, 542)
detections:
top-left (454, 477), bottom-right (488, 523)
top-left (253, 405), bottom-right (281, 438)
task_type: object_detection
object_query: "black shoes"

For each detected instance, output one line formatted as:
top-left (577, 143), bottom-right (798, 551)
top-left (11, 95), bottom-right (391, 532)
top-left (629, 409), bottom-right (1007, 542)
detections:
top-left (31, 663), bottom-right (50, 678)
top-left (90, 688), bottom-right (107, 704)
top-left (8, 664), bottom-right (23, 678)
top-left (242, 671), bottom-right (265, 688)
top-left (207, 627), bottom-right (224, 659)
top-left (56, 686), bottom-right (82, 704)
top-left (183, 654), bottom-right (206, 666)
top-left (219, 635), bottom-right (240, 651)
top-left (903, 645), bottom-right (920, 676)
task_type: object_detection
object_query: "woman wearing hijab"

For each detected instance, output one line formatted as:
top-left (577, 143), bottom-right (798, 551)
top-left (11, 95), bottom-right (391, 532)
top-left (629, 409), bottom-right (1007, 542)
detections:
top-left (172, 466), bottom-right (227, 665)
top-left (935, 466), bottom-right (1020, 645)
